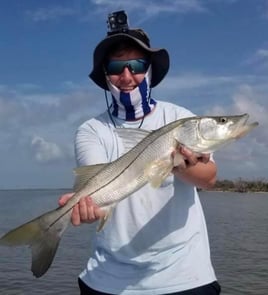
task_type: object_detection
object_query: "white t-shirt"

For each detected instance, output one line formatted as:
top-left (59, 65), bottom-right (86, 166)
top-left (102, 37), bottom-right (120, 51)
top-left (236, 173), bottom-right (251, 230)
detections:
top-left (76, 101), bottom-right (217, 294)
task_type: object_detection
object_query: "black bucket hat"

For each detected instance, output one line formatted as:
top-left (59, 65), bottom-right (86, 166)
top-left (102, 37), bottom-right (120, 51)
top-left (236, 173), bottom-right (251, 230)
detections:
top-left (89, 29), bottom-right (170, 90)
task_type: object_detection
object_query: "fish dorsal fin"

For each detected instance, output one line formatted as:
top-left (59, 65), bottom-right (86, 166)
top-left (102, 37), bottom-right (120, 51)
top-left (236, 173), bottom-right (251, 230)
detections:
top-left (73, 163), bottom-right (107, 192)
top-left (115, 128), bottom-right (151, 153)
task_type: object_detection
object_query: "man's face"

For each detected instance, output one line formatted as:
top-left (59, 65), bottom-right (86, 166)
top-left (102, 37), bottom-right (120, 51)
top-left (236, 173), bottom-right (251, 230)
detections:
top-left (106, 48), bottom-right (148, 93)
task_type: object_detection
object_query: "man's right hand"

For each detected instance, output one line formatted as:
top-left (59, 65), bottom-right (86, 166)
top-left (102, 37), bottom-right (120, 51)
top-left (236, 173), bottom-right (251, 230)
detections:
top-left (58, 193), bottom-right (106, 226)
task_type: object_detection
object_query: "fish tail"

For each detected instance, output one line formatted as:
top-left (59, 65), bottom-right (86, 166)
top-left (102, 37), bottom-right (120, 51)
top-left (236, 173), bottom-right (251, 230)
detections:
top-left (0, 207), bottom-right (71, 277)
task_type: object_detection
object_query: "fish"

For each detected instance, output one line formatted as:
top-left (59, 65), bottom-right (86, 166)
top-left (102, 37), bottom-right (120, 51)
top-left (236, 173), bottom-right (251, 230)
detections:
top-left (0, 113), bottom-right (258, 278)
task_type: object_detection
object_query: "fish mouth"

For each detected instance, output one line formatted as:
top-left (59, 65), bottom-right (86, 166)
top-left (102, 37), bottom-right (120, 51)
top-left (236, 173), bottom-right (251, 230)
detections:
top-left (231, 113), bottom-right (258, 139)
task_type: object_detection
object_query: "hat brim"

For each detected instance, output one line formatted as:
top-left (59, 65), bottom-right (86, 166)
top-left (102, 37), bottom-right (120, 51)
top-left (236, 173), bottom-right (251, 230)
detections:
top-left (89, 33), bottom-right (169, 90)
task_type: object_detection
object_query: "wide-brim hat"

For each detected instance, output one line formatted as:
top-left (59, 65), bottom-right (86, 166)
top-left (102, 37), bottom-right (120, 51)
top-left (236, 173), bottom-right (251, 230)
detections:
top-left (89, 29), bottom-right (170, 90)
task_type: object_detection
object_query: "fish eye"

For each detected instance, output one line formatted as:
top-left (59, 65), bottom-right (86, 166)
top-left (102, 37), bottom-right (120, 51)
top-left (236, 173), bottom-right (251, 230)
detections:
top-left (218, 117), bottom-right (228, 124)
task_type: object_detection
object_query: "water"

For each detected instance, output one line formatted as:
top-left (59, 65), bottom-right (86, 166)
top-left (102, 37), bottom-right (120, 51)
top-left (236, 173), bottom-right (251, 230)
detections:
top-left (0, 190), bottom-right (267, 295)
top-left (202, 191), bottom-right (268, 295)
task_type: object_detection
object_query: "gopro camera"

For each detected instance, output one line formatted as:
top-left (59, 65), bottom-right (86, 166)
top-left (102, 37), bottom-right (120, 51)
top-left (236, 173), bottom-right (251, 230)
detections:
top-left (107, 10), bottom-right (129, 34)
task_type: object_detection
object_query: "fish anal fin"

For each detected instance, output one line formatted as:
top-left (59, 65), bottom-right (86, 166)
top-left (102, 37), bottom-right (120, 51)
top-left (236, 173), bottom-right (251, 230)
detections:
top-left (145, 157), bottom-right (173, 188)
top-left (97, 205), bottom-right (115, 232)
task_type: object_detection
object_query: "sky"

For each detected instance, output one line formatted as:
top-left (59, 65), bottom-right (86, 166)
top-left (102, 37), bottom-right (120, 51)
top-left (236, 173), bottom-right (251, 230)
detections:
top-left (0, 0), bottom-right (267, 189)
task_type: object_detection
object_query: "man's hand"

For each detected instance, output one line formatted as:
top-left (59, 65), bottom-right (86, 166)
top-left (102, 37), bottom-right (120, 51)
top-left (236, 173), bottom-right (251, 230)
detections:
top-left (178, 145), bottom-right (210, 168)
top-left (172, 145), bottom-right (217, 189)
top-left (58, 193), bottom-right (106, 226)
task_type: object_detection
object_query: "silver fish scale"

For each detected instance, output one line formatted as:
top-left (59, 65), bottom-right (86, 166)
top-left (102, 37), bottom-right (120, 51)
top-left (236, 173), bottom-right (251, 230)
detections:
top-left (79, 125), bottom-right (180, 207)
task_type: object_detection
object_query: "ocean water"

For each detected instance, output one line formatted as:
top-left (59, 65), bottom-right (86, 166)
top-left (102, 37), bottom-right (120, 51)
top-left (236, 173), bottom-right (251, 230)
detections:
top-left (0, 190), bottom-right (267, 295)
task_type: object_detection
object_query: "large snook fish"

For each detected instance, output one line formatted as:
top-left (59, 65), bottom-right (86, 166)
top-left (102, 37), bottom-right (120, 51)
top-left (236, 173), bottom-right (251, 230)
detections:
top-left (0, 114), bottom-right (258, 277)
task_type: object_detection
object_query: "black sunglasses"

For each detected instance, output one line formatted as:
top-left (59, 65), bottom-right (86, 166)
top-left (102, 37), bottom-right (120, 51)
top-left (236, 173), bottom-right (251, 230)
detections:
top-left (105, 58), bottom-right (149, 75)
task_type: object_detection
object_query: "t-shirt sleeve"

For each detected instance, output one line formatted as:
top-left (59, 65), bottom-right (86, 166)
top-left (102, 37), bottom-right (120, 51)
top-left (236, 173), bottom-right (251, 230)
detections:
top-left (74, 121), bottom-right (109, 167)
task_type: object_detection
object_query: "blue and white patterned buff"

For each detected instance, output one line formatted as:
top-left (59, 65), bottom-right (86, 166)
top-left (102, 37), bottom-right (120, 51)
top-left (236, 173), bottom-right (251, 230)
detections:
top-left (106, 66), bottom-right (156, 121)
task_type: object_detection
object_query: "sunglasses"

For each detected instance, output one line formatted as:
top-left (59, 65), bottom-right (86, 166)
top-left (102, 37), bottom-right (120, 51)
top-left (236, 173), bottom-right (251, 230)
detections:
top-left (105, 58), bottom-right (149, 75)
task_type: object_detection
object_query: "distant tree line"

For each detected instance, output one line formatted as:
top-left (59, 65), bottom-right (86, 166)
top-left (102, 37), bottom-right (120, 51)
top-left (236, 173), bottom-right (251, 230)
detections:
top-left (206, 178), bottom-right (268, 192)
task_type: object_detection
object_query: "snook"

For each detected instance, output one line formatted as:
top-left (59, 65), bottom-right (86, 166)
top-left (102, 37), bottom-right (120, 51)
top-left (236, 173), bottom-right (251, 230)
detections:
top-left (0, 114), bottom-right (258, 277)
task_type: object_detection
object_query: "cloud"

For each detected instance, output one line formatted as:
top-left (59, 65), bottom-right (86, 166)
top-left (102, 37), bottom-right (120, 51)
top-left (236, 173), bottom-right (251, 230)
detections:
top-left (164, 71), bottom-right (268, 91)
top-left (159, 72), bottom-right (268, 180)
top-left (232, 85), bottom-right (267, 121)
top-left (204, 82), bottom-right (267, 139)
top-left (25, 0), bottom-right (209, 23)
top-left (231, 85), bottom-right (268, 154)
top-left (0, 83), bottom-right (103, 131)
top-left (91, 0), bottom-right (207, 20)
top-left (23, 0), bottom-right (247, 24)
top-left (205, 82), bottom-right (268, 179)
top-left (259, 0), bottom-right (268, 19)
top-left (26, 6), bottom-right (77, 22)
top-left (162, 73), bottom-right (235, 90)
top-left (157, 72), bottom-right (268, 114)
top-left (31, 136), bottom-right (65, 163)
top-left (0, 82), bottom-right (105, 171)
top-left (1, 69), bottom-right (267, 181)
top-left (244, 48), bottom-right (268, 70)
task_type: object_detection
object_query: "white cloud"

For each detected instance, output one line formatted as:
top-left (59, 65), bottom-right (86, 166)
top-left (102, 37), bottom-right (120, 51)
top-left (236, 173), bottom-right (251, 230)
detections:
top-left (162, 73), bottom-right (235, 90)
top-left (158, 71), bottom-right (268, 180)
top-left (30, 0), bottom-right (209, 23)
top-left (31, 136), bottom-right (64, 163)
top-left (160, 73), bottom-right (268, 99)
top-left (256, 49), bottom-right (268, 58)
top-left (244, 48), bottom-right (268, 70)
top-left (23, 0), bottom-right (252, 24)
top-left (91, 0), bottom-right (207, 20)
top-left (205, 83), bottom-right (267, 142)
top-left (26, 6), bottom-right (77, 22)
top-left (1, 69), bottom-right (267, 182)
top-left (260, 0), bottom-right (268, 19)
top-left (0, 83), bottom-right (103, 130)
top-left (232, 85), bottom-right (267, 122)
top-left (0, 83), bottom-right (103, 171)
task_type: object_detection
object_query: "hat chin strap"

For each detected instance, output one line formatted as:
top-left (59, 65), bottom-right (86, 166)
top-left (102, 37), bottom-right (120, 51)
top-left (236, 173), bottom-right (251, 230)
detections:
top-left (106, 66), bottom-right (156, 121)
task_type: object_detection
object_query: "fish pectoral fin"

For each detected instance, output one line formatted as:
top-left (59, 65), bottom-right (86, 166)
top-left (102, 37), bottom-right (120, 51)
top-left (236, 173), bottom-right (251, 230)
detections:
top-left (73, 163), bottom-right (107, 192)
top-left (145, 158), bottom-right (173, 188)
top-left (97, 205), bottom-right (115, 232)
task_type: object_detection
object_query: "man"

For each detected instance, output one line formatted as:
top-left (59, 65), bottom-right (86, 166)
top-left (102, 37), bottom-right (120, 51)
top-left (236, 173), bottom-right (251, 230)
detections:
top-left (59, 10), bottom-right (221, 295)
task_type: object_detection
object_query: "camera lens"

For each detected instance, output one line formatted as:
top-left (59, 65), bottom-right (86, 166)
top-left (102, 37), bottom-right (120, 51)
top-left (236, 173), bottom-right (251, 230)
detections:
top-left (116, 12), bottom-right (127, 24)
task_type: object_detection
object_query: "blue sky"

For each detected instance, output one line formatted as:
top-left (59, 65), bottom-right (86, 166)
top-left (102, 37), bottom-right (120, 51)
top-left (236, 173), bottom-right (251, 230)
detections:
top-left (0, 0), bottom-right (267, 189)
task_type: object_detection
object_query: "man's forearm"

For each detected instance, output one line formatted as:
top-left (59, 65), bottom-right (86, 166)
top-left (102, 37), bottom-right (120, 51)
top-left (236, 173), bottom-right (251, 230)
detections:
top-left (173, 161), bottom-right (217, 189)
